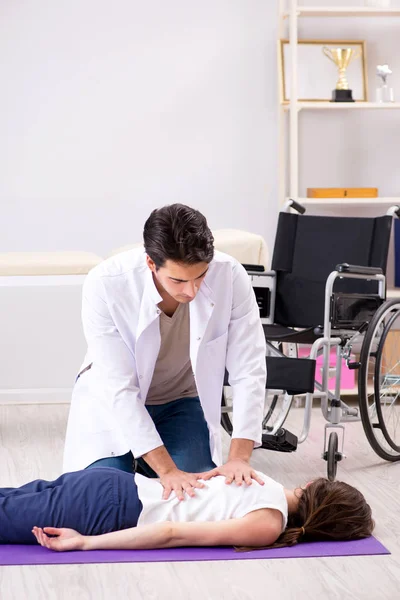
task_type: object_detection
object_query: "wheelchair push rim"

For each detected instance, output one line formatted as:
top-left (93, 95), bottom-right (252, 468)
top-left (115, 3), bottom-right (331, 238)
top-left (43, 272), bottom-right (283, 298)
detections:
top-left (358, 299), bottom-right (400, 461)
top-left (374, 309), bottom-right (400, 453)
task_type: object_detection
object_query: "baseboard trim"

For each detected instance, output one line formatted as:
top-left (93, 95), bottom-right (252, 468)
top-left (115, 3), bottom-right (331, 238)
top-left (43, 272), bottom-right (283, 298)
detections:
top-left (0, 389), bottom-right (72, 405)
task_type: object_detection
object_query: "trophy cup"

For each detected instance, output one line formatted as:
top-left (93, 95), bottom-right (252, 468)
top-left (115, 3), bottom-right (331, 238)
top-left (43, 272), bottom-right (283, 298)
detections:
top-left (376, 64), bottom-right (394, 103)
top-left (322, 46), bottom-right (362, 102)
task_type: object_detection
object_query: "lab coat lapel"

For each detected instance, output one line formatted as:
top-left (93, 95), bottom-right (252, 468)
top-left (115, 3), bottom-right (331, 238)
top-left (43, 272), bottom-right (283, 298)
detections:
top-left (136, 268), bottom-right (163, 342)
top-left (190, 279), bottom-right (215, 371)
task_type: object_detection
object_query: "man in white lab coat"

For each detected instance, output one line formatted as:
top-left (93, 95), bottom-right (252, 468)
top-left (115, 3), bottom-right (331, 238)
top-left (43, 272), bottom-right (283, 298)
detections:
top-left (63, 204), bottom-right (267, 500)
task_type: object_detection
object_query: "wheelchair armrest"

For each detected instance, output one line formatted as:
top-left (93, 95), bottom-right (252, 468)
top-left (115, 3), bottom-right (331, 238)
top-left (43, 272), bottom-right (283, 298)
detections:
top-left (242, 264), bottom-right (265, 273)
top-left (336, 263), bottom-right (383, 277)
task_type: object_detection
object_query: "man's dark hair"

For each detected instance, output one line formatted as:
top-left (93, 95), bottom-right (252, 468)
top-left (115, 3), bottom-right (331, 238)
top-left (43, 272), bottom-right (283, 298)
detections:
top-left (143, 204), bottom-right (214, 268)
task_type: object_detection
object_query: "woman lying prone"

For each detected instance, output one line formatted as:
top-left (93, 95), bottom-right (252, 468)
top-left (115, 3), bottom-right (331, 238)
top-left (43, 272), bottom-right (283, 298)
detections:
top-left (0, 467), bottom-right (374, 551)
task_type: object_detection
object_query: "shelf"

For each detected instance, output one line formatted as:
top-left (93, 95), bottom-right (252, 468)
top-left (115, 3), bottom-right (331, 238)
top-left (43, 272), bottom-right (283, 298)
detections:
top-left (283, 7), bottom-right (400, 18)
top-left (283, 102), bottom-right (400, 111)
top-left (386, 288), bottom-right (400, 299)
top-left (295, 197), bottom-right (400, 206)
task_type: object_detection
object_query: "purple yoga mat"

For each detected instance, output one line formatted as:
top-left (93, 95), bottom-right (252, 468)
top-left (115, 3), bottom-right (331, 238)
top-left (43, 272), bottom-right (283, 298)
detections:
top-left (0, 536), bottom-right (389, 566)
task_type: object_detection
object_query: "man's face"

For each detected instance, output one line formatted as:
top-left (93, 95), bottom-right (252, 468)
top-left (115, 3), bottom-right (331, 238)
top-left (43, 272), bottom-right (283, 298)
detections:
top-left (146, 257), bottom-right (209, 303)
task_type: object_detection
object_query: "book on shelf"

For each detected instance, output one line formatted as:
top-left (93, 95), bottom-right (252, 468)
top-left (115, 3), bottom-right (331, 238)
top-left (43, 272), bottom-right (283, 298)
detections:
top-left (306, 188), bottom-right (378, 198)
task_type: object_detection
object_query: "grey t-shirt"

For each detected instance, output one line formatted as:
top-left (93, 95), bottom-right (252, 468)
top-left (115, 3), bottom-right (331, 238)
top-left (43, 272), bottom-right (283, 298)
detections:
top-left (145, 303), bottom-right (198, 405)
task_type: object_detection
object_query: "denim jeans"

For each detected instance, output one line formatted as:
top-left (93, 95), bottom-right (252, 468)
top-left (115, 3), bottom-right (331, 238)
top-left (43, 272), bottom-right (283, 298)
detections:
top-left (0, 468), bottom-right (142, 544)
top-left (86, 396), bottom-right (216, 477)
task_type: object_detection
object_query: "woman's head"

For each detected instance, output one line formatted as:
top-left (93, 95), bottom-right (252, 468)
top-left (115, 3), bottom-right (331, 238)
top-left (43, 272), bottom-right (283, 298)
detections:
top-left (236, 478), bottom-right (374, 552)
top-left (274, 478), bottom-right (374, 548)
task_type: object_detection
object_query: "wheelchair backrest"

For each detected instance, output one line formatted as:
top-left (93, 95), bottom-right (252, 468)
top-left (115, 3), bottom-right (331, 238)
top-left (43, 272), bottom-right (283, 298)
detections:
top-left (271, 212), bottom-right (392, 328)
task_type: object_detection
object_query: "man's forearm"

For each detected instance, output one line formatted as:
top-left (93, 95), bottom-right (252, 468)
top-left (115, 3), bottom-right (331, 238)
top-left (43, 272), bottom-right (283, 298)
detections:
top-left (141, 445), bottom-right (178, 476)
top-left (228, 438), bottom-right (254, 462)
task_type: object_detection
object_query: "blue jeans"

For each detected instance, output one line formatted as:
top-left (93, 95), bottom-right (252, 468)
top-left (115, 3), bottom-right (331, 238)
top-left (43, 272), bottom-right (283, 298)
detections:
top-left (86, 396), bottom-right (216, 477)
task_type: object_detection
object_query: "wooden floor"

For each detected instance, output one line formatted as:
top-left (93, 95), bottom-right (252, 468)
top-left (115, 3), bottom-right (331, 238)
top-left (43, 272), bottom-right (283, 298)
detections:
top-left (0, 403), bottom-right (399, 600)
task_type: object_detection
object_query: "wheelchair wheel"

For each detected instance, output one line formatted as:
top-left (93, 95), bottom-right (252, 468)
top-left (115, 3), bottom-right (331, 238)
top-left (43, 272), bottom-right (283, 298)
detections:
top-left (326, 432), bottom-right (339, 482)
top-left (221, 389), bottom-right (233, 435)
top-left (221, 341), bottom-right (297, 436)
top-left (221, 388), bottom-right (293, 436)
top-left (358, 299), bottom-right (400, 461)
top-left (262, 392), bottom-right (293, 432)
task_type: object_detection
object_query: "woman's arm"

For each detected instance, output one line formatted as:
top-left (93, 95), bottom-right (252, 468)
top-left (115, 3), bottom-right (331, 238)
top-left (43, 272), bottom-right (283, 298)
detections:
top-left (33, 509), bottom-right (282, 552)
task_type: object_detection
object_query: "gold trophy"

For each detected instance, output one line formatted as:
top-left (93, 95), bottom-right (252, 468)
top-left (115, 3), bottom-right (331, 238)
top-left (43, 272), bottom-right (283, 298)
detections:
top-left (322, 46), bottom-right (361, 102)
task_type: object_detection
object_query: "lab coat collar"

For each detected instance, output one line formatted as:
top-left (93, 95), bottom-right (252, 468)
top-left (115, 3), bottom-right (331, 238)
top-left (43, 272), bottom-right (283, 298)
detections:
top-left (144, 265), bottom-right (163, 306)
top-left (136, 267), bottom-right (163, 342)
top-left (137, 259), bottom-right (216, 343)
top-left (199, 274), bottom-right (213, 301)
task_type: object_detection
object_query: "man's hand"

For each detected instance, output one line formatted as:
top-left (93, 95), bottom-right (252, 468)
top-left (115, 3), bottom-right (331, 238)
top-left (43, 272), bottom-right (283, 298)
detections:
top-left (196, 458), bottom-right (265, 487)
top-left (143, 445), bottom-right (205, 500)
top-left (159, 468), bottom-right (205, 501)
top-left (32, 526), bottom-right (86, 552)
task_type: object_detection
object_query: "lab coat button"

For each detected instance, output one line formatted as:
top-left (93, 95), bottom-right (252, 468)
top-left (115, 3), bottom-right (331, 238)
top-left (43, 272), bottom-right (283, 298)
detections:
top-left (139, 375), bottom-right (143, 379)
top-left (197, 336), bottom-right (201, 341)
top-left (111, 452), bottom-right (115, 456)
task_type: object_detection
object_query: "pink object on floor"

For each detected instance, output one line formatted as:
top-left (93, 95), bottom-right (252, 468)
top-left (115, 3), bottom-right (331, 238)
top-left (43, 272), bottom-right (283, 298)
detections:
top-left (298, 348), bottom-right (355, 390)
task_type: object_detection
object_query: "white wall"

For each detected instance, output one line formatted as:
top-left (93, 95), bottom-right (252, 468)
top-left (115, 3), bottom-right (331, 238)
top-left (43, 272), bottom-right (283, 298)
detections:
top-left (2, 1), bottom-right (399, 259)
top-left (2, 1), bottom-right (399, 398)
top-left (0, 0), bottom-right (279, 257)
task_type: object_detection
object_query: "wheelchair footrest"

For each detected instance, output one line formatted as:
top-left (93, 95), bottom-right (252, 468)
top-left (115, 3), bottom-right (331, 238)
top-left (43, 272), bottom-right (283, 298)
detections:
top-left (261, 428), bottom-right (298, 453)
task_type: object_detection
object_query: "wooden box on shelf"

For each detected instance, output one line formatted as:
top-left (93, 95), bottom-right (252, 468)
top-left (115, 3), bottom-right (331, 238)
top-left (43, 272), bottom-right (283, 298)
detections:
top-left (307, 188), bottom-right (378, 198)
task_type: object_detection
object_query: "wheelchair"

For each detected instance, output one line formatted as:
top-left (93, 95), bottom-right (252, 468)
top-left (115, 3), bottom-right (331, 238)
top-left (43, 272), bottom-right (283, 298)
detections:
top-left (221, 200), bottom-right (400, 480)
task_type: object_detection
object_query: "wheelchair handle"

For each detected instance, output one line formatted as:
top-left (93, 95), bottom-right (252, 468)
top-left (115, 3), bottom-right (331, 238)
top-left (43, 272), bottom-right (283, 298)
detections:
top-left (386, 205), bottom-right (400, 218)
top-left (286, 199), bottom-right (306, 215)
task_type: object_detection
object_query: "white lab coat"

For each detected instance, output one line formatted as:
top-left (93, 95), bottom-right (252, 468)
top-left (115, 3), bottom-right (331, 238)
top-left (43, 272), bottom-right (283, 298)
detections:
top-left (63, 248), bottom-right (266, 473)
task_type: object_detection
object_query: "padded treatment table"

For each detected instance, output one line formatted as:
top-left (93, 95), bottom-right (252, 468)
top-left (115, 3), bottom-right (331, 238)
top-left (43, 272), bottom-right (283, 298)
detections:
top-left (109, 228), bottom-right (270, 269)
top-left (0, 251), bottom-right (103, 404)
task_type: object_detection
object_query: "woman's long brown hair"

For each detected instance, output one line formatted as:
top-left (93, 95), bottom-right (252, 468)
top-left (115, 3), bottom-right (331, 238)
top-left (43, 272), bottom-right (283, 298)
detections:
top-left (236, 478), bottom-right (374, 552)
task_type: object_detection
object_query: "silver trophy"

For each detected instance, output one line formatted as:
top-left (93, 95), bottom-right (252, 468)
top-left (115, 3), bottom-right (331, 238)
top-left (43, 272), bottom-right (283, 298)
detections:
top-left (376, 64), bottom-right (394, 103)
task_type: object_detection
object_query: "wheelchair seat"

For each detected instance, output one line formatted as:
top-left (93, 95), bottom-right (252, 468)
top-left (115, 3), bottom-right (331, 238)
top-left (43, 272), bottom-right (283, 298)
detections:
top-left (262, 324), bottom-right (322, 344)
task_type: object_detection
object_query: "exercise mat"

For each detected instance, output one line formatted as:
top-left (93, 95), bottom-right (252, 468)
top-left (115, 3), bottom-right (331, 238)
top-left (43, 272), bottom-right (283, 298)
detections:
top-left (0, 536), bottom-right (389, 566)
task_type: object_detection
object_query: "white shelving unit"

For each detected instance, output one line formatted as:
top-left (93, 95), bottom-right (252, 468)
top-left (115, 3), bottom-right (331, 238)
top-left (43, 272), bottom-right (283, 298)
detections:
top-left (284, 7), bottom-right (400, 18)
top-left (295, 197), bottom-right (400, 206)
top-left (278, 1), bottom-right (400, 206)
top-left (283, 102), bottom-right (400, 111)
